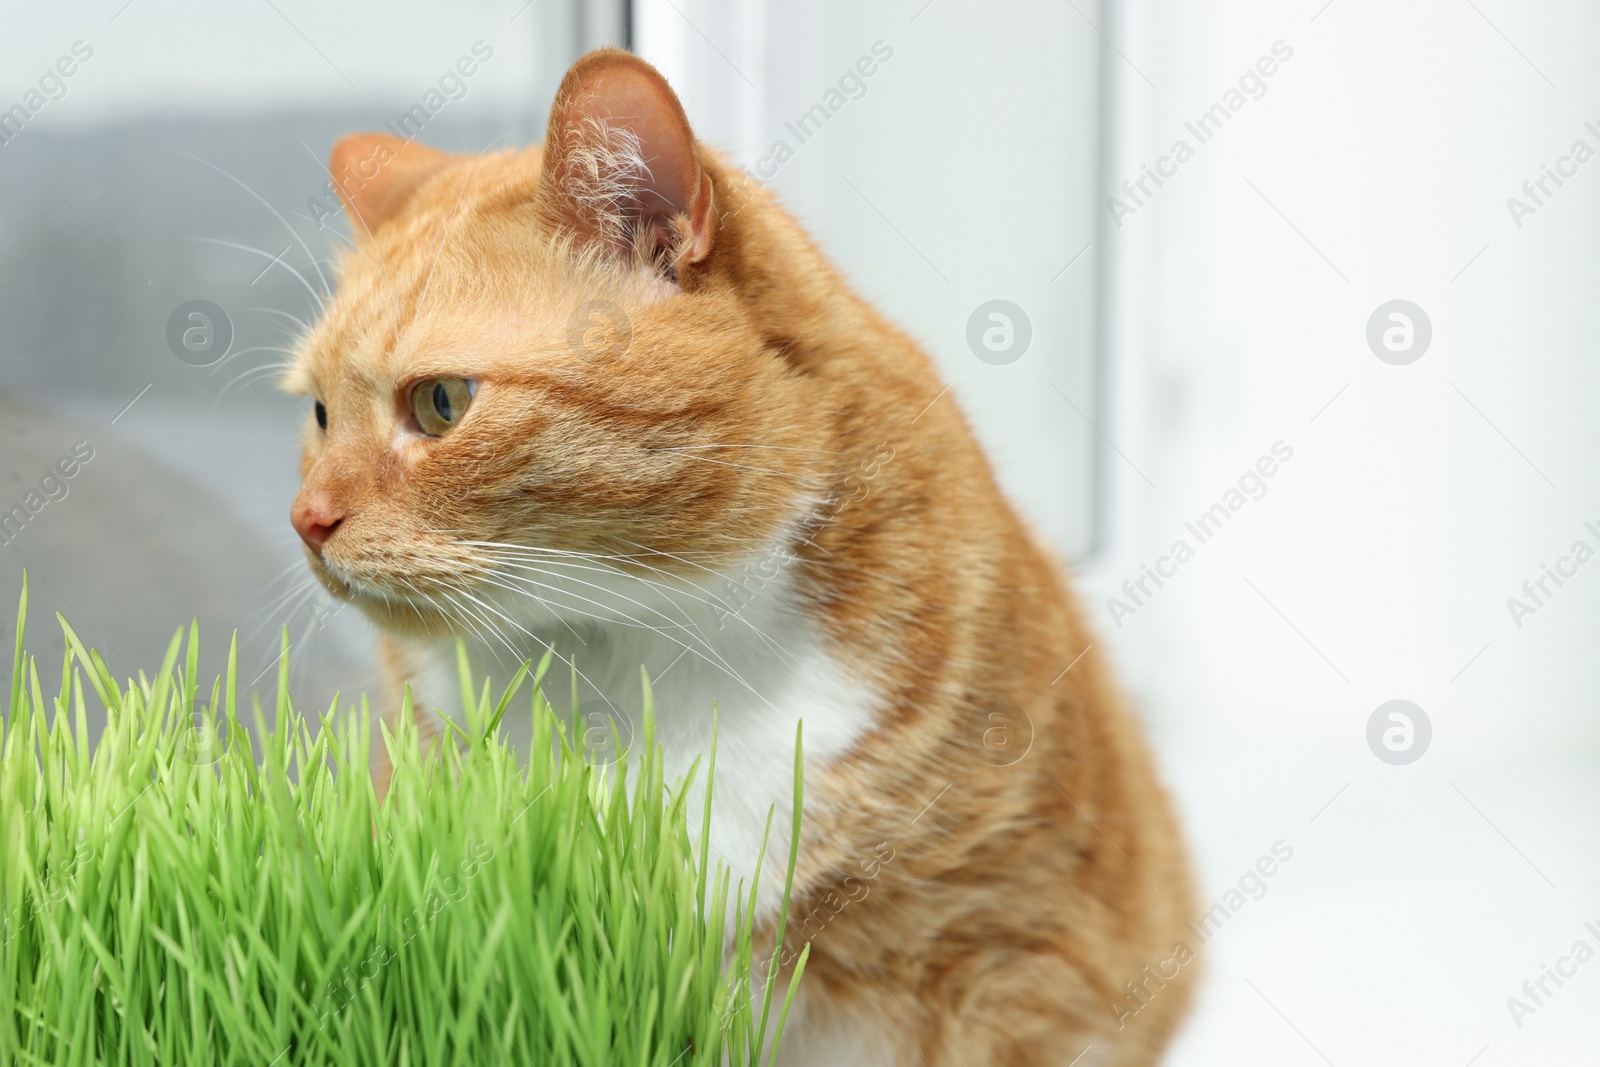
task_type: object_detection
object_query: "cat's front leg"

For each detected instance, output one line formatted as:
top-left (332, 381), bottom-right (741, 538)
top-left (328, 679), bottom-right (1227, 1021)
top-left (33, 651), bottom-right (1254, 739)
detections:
top-left (372, 631), bottom-right (451, 799)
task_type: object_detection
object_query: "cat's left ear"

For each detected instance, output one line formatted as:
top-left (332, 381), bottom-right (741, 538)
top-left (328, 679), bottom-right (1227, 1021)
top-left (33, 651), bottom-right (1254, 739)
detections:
top-left (534, 49), bottom-right (715, 277)
top-left (328, 134), bottom-right (452, 233)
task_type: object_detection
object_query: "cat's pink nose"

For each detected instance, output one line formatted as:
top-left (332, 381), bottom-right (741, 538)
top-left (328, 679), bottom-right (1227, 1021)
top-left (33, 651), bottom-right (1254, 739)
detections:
top-left (291, 492), bottom-right (344, 554)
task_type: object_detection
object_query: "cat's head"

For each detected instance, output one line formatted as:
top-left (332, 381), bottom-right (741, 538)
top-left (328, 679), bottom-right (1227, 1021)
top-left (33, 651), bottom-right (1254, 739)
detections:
top-left (285, 51), bottom-right (829, 636)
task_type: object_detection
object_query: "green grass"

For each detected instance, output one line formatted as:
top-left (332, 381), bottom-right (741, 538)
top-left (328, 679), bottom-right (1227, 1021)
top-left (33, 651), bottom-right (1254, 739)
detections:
top-left (0, 575), bottom-right (806, 1066)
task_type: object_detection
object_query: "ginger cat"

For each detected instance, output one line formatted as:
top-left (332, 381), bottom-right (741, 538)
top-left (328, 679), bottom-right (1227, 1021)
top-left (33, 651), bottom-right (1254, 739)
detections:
top-left (286, 49), bottom-right (1195, 1066)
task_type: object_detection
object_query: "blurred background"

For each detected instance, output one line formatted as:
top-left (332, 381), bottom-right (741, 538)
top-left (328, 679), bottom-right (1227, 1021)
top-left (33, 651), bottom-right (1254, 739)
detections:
top-left (1, 0), bottom-right (1595, 1062)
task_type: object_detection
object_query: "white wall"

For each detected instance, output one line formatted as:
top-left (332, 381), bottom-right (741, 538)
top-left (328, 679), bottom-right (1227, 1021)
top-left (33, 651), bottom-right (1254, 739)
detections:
top-left (1086, 0), bottom-right (1600, 757)
top-left (1082, 9), bottom-right (1600, 1062)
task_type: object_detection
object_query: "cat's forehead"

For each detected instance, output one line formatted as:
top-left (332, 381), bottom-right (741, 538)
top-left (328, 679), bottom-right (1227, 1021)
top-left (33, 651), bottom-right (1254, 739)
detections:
top-left (299, 290), bottom-right (554, 386)
top-left (293, 250), bottom-right (632, 395)
top-left (287, 142), bottom-right (669, 395)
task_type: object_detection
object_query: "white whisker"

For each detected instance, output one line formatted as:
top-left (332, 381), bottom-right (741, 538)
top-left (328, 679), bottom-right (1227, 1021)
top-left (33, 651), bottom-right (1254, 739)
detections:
top-left (186, 237), bottom-right (327, 311)
top-left (177, 150), bottom-right (332, 300)
top-left (246, 305), bottom-right (313, 334)
top-left (459, 539), bottom-right (796, 663)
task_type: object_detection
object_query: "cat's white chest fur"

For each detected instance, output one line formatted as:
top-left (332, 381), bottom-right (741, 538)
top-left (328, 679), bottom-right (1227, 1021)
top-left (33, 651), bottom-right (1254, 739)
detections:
top-left (407, 565), bottom-right (879, 925)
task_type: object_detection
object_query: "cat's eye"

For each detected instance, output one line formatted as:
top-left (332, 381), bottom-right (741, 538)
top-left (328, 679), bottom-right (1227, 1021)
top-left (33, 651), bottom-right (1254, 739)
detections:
top-left (314, 400), bottom-right (327, 431)
top-left (410, 377), bottom-right (476, 437)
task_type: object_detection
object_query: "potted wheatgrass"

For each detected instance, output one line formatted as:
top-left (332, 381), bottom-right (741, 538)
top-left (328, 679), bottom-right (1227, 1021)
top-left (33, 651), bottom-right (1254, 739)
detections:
top-left (0, 575), bottom-right (805, 1065)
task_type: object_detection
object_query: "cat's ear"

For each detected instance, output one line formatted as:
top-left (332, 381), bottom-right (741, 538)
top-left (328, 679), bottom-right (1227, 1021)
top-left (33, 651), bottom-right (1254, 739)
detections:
top-left (328, 134), bottom-right (452, 233)
top-left (534, 49), bottom-right (715, 276)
